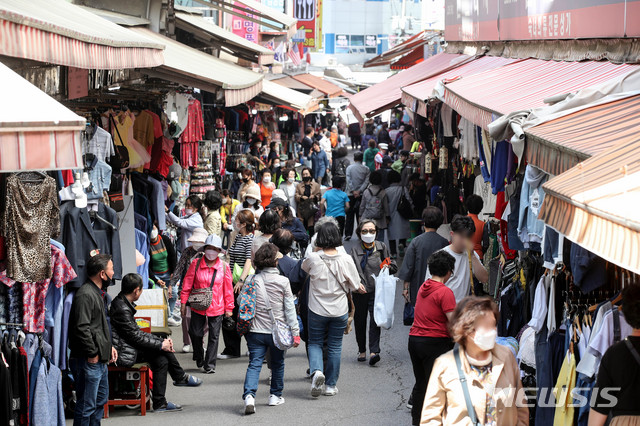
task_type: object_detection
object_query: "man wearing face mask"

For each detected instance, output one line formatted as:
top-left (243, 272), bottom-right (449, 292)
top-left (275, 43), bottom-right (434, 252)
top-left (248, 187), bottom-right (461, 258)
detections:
top-left (181, 235), bottom-right (234, 373)
top-left (69, 254), bottom-right (118, 425)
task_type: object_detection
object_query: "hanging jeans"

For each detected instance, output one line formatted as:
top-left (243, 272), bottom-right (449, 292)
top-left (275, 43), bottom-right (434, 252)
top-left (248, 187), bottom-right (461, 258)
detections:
top-left (243, 332), bottom-right (285, 399)
top-left (70, 358), bottom-right (108, 426)
top-left (307, 310), bottom-right (348, 387)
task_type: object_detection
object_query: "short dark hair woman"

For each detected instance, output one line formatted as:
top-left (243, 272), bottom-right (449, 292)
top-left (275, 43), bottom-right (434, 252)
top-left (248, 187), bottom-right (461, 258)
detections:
top-left (422, 296), bottom-right (529, 425)
top-left (251, 209), bottom-right (281, 260)
top-left (349, 219), bottom-right (397, 365)
top-left (407, 250), bottom-right (456, 425)
top-left (302, 221), bottom-right (364, 397)
top-left (589, 283), bottom-right (640, 426)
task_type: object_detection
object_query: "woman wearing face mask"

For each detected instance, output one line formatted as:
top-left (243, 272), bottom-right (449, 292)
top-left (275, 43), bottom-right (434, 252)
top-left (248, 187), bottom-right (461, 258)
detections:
top-left (220, 210), bottom-right (256, 359)
top-left (278, 169), bottom-right (298, 211)
top-left (407, 251), bottom-right (456, 426)
top-left (148, 224), bottom-right (178, 324)
top-left (258, 169), bottom-right (276, 209)
top-left (169, 228), bottom-right (208, 353)
top-left (166, 195), bottom-right (204, 253)
top-left (295, 167), bottom-right (321, 235)
top-left (180, 235), bottom-right (234, 374)
top-left (238, 168), bottom-right (259, 202)
top-left (422, 297), bottom-right (529, 425)
top-left (349, 220), bottom-right (397, 365)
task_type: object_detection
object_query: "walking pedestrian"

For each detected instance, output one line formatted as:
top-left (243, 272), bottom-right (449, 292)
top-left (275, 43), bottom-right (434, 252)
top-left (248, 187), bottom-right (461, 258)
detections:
top-left (421, 296), bottom-right (529, 425)
top-left (204, 190), bottom-right (223, 238)
top-left (348, 122), bottom-right (361, 150)
top-left (68, 254), bottom-right (118, 425)
top-left (359, 170), bottom-right (389, 243)
top-left (258, 169), bottom-right (276, 209)
top-left (238, 168), bottom-right (259, 202)
top-left (220, 210), bottom-right (255, 359)
top-left (242, 243), bottom-right (301, 414)
top-left (278, 168), bottom-right (299, 211)
top-left (252, 209), bottom-right (281, 259)
top-left (181, 235), bottom-right (234, 374)
top-left (407, 251), bottom-right (456, 425)
top-left (398, 207), bottom-right (448, 306)
top-left (310, 141), bottom-right (330, 184)
top-left (269, 197), bottom-right (309, 250)
top-left (302, 221), bottom-right (364, 397)
top-left (321, 176), bottom-right (350, 237)
top-left (374, 143), bottom-right (388, 170)
top-left (345, 151), bottom-right (370, 241)
top-left (295, 167), bottom-right (321, 236)
top-left (349, 220), bottom-right (397, 365)
top-left (363, 139), bottom-right (378, 172)
top-left (300, 127), bottom-right (315, 168)
top-left (385, 171), bottom-right (413, 258)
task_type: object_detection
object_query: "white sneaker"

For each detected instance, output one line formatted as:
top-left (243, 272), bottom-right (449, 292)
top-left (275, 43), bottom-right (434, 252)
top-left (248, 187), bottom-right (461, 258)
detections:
top-left (268, 395), bottom-right (285, 406)
top-left (218, 353), bottom-right (239, 360)
top-left (182, 345), bottom-right (192, 353)
top-left (244, 395), bottom-right (256, 415)
top-left (167, 317), bottom-right (181, 327)
top-left (310, 371), bottom-right (325, 397)
top-left (324, 386), bottom-right (339, 396)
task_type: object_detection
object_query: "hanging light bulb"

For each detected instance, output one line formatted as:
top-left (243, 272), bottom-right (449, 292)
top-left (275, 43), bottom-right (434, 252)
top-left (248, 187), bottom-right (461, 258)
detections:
top-left (251, 109), bottom-right (258, 115)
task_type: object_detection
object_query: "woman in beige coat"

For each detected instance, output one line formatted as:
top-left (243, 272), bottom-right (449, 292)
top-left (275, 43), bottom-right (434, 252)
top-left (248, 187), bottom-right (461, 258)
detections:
top-left (421, 296), bottom-right (529, 425)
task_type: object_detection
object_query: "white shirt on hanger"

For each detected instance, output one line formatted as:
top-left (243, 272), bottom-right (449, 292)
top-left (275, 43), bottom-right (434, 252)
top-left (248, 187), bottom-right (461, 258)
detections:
top-left (528, 275), bottom-right (549, 333)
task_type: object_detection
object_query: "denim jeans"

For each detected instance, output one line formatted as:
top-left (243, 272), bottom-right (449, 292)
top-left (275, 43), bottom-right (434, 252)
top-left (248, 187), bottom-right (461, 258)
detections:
top-left (70, 358), bottom-right (108, 426)
top-left (243, 332), bottom-right (285, 399)
top-left (307, 310), bottom-right (348, 387)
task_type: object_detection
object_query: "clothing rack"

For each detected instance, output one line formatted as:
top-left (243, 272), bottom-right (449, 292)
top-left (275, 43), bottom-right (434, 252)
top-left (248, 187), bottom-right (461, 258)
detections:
top-left (0, 322), bottom-right (24, 328)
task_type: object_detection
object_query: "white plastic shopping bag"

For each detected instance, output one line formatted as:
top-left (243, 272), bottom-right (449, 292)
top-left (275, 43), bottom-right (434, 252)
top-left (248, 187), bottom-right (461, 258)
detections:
top-left (373, 267), bottom-right (396, 329)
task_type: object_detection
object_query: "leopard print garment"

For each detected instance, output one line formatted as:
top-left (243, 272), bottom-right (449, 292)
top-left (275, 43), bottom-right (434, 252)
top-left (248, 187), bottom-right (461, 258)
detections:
top-left (3, 173), bottom-right (60, 282)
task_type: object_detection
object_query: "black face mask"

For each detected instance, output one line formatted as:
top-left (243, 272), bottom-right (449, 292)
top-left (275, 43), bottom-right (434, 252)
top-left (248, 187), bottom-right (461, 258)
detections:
top-left (101, 274), bottom-right (112, 288)
top-left (242, 178), bottom-right (249, 183)
top-left (303, 176), bottom-right (312, 182)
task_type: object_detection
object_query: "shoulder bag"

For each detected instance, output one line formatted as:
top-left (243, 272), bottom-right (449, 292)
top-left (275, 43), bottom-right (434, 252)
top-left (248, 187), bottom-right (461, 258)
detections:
top-left (187, 258), bottom-right (218, 311)
top-left (256, 277), bottom-right (294, 350)
top-left (108, 115), bottom-right (130, 170)
top-left (453, 344), bottom-right (483, 426)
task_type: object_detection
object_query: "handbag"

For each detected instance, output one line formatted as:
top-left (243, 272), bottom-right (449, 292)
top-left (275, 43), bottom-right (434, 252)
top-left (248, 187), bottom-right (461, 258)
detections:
top-left (453, 344), bottom-right (483, 426)
top-left (233, 261), bottom-right (255, 284)
top-left (397, 188), bottom-right (414, 220)
top-left (187, 258), bottom-right (218, 311)
top-left (107, 115), bottom-right (130, 170)
top-left (108, 174), bottom-right (125, 212)
top-left (403, 302), bottom-right (414, 326)
top-left (256, 277), bottom-right (294, 350)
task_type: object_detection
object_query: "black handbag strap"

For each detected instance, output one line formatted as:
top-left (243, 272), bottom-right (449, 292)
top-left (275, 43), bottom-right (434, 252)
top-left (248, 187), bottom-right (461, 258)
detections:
top-left (453, 344), bottom-right (482, 426)
top-left (109, 114), bottom-right (125, 148)
top-left (613, 308), bottom-right (621, 343)
top-left (194, 256), bottom-right (218, 289)
top-left (624, 338), bottom-right (640, 366)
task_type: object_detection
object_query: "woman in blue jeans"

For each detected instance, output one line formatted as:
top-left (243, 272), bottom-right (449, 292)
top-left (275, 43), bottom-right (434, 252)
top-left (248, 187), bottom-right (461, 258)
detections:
top-left (242, 243), bottom-right (300, 415)
top-left (302, 220), bottom-right (364, 397)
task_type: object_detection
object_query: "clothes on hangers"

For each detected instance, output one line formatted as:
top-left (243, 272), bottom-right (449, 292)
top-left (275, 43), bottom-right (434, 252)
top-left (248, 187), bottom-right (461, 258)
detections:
top-left (83, 126), bottom-right (115, 163)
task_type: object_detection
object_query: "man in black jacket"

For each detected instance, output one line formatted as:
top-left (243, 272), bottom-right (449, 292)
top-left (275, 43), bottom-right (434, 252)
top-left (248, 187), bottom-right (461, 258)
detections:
top-left (110, 274), bottom-right (202, 412)
top-left (69, 254), bottom-right (118, 426)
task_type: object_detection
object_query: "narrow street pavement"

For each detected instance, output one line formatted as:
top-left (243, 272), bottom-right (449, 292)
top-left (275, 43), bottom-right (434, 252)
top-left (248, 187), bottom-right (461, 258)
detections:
top-left (97, 147), bottom-right (417, 425)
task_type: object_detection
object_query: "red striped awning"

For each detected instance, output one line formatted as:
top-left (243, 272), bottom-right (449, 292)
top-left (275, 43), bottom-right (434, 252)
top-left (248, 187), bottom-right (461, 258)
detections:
top-left (443, 59), bottom-right (639, 129)
top-left (349, 53), bottom-right (472, 123)
top-left (0, 62), bottom-right (83, 171)
top-left (539, 135), bottom-right (640, 274)
top-left (390, 48), bottom-right (425, 70)
top-left (401, 56), bottom-right (520, 116)
top-left (525, 95), bottom-right (640, 176)
top-left (0, 0), bottom-right (164, 70)
top-left (364, 31), bottom-right (433, 68)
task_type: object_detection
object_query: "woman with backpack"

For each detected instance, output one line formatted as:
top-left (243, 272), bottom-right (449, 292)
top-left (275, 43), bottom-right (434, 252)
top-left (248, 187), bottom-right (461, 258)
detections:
top-left (349, 220), bottom-right (397, 365)
top-left (359, 170), bottom-right (389, 243)
top-left (241, 243), bottom-right (300, 415)
top-left (180, 235), bottom-right (234, 374)
top-left (385, 171), bottom-right (414, 258)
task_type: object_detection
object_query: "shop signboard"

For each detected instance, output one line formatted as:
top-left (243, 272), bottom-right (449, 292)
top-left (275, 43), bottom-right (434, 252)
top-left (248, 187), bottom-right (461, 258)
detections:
top-left (445, 0), bottom-right (636, 41)
top-left (67, 67), bottom-right (88, 100)
top-left (294, 0), bottom-right (317, 48)
top-left (231, 8), bottom-right (258, 43)
top-left (365, 35), bottom-right (378, 48)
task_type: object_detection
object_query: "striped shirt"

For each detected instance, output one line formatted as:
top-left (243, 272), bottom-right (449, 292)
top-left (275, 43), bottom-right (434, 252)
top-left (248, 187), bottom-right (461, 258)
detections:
top-left (229, 234), bottom-right (254, 269)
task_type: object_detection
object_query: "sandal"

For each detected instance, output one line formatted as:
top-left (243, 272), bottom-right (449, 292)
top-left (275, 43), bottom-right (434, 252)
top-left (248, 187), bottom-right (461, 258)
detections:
top-left (357, 354), bottom-right (367, 362)
top-left (174, 374), bottom-right (202, 387)
top-left (369, 354), bottom-right (381, 366)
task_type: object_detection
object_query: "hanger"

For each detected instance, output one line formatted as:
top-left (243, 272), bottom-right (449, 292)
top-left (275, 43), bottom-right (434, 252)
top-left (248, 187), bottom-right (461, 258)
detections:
top-left (89, 210), bottom-right (117, 230)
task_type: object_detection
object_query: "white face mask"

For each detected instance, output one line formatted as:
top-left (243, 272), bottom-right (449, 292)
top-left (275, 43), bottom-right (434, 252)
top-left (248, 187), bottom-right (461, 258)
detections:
top-left (361, 233), bottom-right (376, 244)
top-left (150, 229), bottom-right (159, 241)
top-left (287, 177), bottom-right (294, 183)
top-left (191, 242), bottom-right (204, 250)
top-left (222, 198), bottom-right (229, 204)
top-left (473, 328), bottom-right (497, 351)
top-left (263, 176), bottom-right (272, 184)
top-left (204, 249), bottom-right (219, 261)
top-left (184, 208), bottom-right (193, 216)
top-left (246, 198), bottom-right (257, 205)
top-left (273, 163), bottom-right (280, 169)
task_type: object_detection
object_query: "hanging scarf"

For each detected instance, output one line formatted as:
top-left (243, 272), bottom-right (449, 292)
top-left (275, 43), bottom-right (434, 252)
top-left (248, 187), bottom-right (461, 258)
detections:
top-left (360, 242), bottom-right (375, 270)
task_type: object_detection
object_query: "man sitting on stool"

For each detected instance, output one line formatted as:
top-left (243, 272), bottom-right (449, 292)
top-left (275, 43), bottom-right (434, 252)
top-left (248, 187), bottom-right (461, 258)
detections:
top-left (110, 273), bottom-right (202, 412)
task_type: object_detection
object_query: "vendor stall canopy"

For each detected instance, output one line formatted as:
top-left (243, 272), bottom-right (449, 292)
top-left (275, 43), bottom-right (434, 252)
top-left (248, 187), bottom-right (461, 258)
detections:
top-left (203, 0), bottom-right (297, 38)
top-left (0, 0), bottom-right (164, 69)
top-left (129, 27), bottom-right (264, 107)
top-left (0, 62), bottom-right (84, 172)
top-left (259, 80), bottom-right (318, 115)
top-left (348, 53), bottom-right (473, 123)
top-left (364, 30), bottom-right (439, 69)
top-left (175, 9), bottom-right (275, 66)
top-left (443, 58), bottom-right (640, 129)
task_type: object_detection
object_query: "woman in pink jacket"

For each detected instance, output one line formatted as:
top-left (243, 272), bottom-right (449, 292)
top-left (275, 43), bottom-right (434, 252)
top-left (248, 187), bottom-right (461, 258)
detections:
top-left (181, 235), bottom-right (234, 374)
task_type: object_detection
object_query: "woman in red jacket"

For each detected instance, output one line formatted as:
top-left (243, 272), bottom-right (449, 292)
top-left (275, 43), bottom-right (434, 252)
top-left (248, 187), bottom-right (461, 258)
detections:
top-left (180, 235), bottom-right (234, 374)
